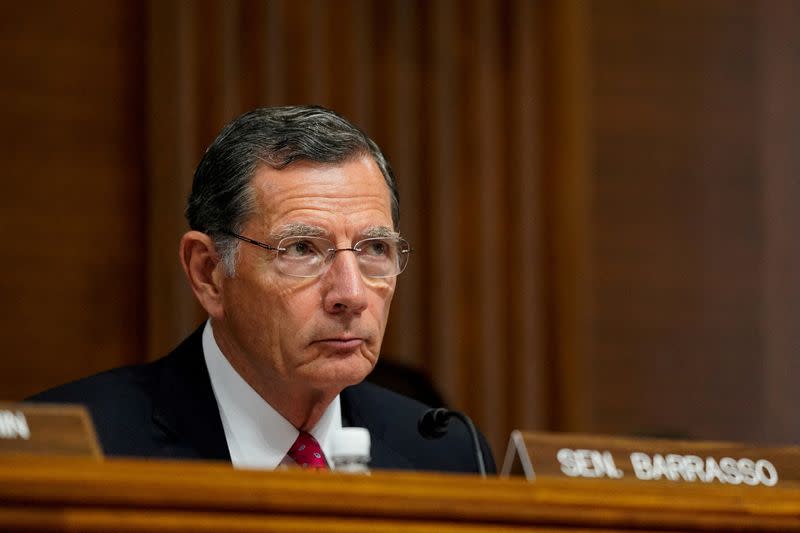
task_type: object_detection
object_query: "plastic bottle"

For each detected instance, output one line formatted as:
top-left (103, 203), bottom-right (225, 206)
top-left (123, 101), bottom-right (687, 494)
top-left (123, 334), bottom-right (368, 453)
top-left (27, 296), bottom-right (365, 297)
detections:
top-left (330, 427), bottom-right (371, 474)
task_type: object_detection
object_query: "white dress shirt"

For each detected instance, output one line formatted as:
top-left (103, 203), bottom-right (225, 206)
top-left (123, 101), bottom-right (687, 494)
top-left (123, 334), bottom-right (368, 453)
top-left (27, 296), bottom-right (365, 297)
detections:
top-left (202, 320), bottom-right (342, 469)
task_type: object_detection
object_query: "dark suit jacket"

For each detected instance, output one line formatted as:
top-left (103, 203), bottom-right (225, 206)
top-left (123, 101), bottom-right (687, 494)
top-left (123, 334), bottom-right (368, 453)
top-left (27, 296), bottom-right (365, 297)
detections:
top-left (29, 327), bottom-right (495, 474)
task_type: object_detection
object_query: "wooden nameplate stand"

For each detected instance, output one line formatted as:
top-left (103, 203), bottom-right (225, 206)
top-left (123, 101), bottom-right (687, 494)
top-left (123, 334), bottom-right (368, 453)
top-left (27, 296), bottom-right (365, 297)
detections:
top-left (1, 415), bottom-right (799, 531)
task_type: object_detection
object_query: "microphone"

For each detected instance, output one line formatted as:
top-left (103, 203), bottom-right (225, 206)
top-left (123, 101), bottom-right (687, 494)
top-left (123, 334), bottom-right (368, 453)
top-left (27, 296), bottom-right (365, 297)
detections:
top-left (418, 407), bottom-right (487, 477)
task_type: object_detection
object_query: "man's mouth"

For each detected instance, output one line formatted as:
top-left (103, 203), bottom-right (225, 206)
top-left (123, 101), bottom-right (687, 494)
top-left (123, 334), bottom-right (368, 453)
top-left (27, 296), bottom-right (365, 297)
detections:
top-left (312, 337), bottom-right (365, 351)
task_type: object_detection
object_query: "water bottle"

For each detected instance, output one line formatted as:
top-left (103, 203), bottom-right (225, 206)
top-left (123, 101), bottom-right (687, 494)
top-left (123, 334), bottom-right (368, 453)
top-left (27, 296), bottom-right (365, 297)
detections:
top-left (330, 427), bottom-right (371, 474)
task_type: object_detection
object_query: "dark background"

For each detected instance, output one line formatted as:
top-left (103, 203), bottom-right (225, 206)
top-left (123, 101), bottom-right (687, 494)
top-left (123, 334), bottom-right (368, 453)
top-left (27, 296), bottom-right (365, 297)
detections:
top-left (1, 0), bottom-right (799, 460)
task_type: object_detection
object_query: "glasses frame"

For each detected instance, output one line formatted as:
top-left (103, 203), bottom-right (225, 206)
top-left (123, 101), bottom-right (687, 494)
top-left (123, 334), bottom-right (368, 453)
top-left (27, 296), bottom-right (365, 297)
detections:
top-left (219, 230), bottom-right (412, 279)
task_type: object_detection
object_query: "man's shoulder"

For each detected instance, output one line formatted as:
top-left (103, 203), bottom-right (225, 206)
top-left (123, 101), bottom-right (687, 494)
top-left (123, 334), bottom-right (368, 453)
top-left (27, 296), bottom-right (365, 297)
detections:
top-left (28, 326), bottom-right (204, 407)
top-left (342, 381), bottom-right (497, 474)
top-left (27, 355), bottom-right (170, 434)
top-left (27, 359), bottom-right (163, 405)
top-left (25, 359), bottom-right (166, 456)
top-left (25, 327), bottom-right (210, 458)
top-left (347, 378), bottom-right (425, 403)
top-left (342, 381), bottom-right (431, 429)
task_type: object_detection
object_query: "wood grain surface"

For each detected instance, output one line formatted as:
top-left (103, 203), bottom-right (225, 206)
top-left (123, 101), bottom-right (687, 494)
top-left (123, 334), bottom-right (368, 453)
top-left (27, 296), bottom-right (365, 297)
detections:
top-left (0, 404), bottom-right (101, 458)
top-left (0, 456), bottom-right (798, 532)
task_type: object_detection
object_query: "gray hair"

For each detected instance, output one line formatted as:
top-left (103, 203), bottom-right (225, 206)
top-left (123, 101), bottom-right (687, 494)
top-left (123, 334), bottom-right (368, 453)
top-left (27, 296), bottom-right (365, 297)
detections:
top-left (185, 105), bottom-right (399, 275)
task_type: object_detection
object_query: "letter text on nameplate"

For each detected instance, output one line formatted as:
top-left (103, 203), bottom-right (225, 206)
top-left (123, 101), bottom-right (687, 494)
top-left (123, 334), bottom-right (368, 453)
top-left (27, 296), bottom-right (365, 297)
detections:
top-left (0, 403), bottom-right (101, 459)
top-left (501, 431), bottom-right (800, 487)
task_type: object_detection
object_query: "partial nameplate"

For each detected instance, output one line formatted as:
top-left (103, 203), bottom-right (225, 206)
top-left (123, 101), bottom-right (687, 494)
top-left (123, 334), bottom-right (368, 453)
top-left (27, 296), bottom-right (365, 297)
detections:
top-left (0, 403), bottom-right (101, 459)
top-left (501, 430), bottom-right (800, 488)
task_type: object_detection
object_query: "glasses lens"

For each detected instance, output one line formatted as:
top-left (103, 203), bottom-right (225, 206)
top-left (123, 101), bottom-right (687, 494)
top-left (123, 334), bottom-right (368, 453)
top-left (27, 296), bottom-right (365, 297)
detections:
top-left (355, 237), bottom-right (410, 278)
top-left (274, 236), bottom-right (411, 278)
top-left (275, 236), bottom-right (332, 277)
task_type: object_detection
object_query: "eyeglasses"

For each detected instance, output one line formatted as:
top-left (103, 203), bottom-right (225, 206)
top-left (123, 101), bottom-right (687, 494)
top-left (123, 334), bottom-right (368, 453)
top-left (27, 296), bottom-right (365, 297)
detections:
top-left (221, 231), bottom-right (412, 278)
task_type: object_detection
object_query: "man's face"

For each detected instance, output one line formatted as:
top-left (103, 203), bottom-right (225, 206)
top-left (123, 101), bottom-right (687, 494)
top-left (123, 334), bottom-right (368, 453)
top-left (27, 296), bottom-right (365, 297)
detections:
top-left (215, 156), bottom-right (397, 396)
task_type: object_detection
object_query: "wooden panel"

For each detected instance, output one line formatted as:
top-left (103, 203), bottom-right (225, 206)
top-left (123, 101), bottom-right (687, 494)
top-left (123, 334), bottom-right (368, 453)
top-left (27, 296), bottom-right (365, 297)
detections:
top-left (758, 0), bottom-right (800, 444)
top-left (146, 0), bottom-right (205, 360)
top-left (0, 403), bottom-right (101, 459)
top-left (0, 1), bottom-right (146, 399)
top-left (0, 456), bottom-right (799, 531)
top-left (542, 0), bottom-right (593, 432)
top-left (544, 0), bottom-right (799, 442)
top-left (589, 0), bottom-right (762, 440)
top-left (8, 0), bottom-right (799, 467)
top-left (505, 431), bottom-right (800, 486)
top-left (428, 0), bottom-right (466, 415)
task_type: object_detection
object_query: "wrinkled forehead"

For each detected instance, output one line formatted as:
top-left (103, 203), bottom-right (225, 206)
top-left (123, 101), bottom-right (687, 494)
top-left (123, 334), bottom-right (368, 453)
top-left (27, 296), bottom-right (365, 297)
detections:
top-left (251, 156), bottom-right (391, 198)
top-left (245, 157), bottom-right (394, 234)
top-left (251, 150), bottom-right (399, 230)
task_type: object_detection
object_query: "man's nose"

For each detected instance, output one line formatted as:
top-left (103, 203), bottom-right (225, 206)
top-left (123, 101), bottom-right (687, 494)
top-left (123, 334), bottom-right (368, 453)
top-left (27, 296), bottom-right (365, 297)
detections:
top-left (322, 250), bottom-right (368, 315)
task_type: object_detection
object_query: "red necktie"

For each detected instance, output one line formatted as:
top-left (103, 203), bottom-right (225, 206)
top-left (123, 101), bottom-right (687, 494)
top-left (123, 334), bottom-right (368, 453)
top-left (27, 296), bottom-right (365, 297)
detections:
top-left (287, 431), bottom-right (328, 469)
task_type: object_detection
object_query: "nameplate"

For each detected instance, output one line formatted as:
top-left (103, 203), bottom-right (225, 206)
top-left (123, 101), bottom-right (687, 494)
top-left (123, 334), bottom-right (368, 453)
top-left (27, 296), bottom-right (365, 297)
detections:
top-left (501, 431), bottom-right (800, 488)
top-left (0, 403), bottom-right (101, 459)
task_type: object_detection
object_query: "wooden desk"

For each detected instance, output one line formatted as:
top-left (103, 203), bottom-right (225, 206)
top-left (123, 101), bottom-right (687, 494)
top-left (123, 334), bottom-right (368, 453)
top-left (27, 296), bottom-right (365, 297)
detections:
top-left (1, 456), bottom-right (798, 531)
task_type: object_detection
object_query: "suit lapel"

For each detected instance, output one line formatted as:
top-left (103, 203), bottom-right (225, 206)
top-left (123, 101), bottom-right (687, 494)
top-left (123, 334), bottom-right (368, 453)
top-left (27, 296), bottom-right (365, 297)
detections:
top-left (150, 326), bottom-right (231, 461)
top-left (367, 435), bottom-right (416, 470)
top-left (341, 384), bottom-right (415, 471)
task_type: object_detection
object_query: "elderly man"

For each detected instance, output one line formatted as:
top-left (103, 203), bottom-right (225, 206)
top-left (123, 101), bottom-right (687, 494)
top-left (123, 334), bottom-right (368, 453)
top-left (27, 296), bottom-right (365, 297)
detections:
top-left (31, 105), bottom-right (494, 473)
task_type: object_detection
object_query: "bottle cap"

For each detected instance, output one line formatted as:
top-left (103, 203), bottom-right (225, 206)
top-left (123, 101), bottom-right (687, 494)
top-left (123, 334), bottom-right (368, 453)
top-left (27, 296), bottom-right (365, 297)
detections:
top-left (331, 427), bottom-right (371, 460)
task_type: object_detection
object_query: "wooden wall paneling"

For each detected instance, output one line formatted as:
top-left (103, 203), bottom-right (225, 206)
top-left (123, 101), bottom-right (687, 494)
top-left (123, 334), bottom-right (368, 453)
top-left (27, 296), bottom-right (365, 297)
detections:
top-left (4, 0), bottom-right (797, 455)
top-left (192, 0), bottom-right (244, 149)
top-left (429, 0), bottom-right (465, 409)
top-left (454, 3), bottom-right (482, 421)
top-left (690, 4), bottom-right (762, 441)
top-left (509, 0), bottom-right (547, 431)
top-left (221, 0), bottom-right (243, 119)
top-left (237, 0), bottom-right (268, 110)
top-left (474, 0), bottom-right (507, 450)
top-left (759, 0), bottom-right (800, 444)
top-left (264, 0), bottom-right (287, 105)
top-left (317, 1), bottom-right (349, 112)
top-left (146, 0), bottom-right (204, 360)
top-left (0, 1), bottom-right (146, 398)
top-left (307, 0), bottom-right (331, 105)
top-left (380, 0), bottom-right (424, 369)
top-left (352, 0), bottom-right (375, 132)
top-left (542, 0), bottom-right (593, 432)
top-left (280, 1), bottom-right (317, 106)
top-left (586, 1), bottom-right (764, 440)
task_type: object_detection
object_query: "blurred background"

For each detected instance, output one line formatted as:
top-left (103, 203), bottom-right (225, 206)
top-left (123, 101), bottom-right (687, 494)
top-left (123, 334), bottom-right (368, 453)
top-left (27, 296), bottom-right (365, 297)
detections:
top-left (1, 0), bottom-right (798, 459)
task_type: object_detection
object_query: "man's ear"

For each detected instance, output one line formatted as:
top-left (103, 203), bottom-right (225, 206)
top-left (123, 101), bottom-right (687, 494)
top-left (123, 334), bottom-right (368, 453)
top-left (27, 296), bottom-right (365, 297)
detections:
top-left (179, 231), bottom-right (226, 319)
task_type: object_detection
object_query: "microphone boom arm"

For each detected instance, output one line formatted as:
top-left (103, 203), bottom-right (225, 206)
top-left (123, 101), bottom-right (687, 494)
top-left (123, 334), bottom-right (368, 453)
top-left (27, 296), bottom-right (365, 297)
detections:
top-left (418, 408), bottom-right (487, 477)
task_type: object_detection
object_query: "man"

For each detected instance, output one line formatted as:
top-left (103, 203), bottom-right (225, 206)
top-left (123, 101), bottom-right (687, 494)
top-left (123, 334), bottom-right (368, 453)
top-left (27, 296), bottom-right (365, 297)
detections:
top-left (31, 105), bottom-right (494, 474)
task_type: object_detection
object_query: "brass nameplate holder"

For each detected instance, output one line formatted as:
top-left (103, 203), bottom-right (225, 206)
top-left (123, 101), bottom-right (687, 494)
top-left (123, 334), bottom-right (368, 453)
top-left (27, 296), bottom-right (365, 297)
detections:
top-left (0, 403), bottom-right (101, 459)
top-left (501, 430), bottom-right (800, 488)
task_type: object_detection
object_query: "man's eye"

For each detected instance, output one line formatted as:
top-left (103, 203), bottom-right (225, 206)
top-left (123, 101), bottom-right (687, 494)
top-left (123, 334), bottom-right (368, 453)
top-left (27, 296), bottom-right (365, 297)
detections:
top-left (284, 240), bottom-right (316, 256)
top-left (363, 240), bottom-right (389, 256)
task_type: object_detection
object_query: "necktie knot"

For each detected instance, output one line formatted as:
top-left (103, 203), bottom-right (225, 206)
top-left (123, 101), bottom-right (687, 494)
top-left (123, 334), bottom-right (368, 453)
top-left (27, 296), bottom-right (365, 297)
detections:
top-left (287, 431), bottom-right (328, 469)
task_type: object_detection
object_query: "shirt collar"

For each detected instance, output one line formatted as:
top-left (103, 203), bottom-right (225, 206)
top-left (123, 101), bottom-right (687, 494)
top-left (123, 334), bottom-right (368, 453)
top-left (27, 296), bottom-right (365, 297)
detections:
top-left (202, 320), bottom-right (342, 469)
